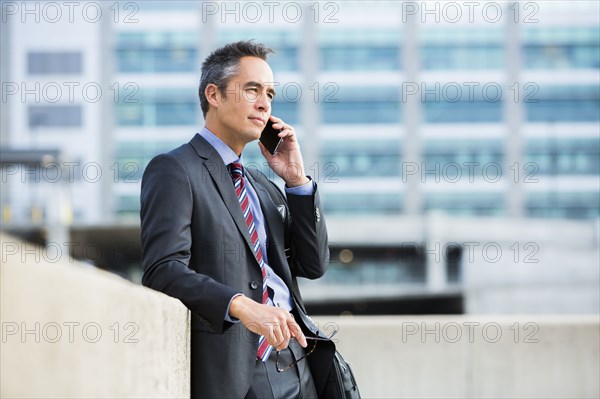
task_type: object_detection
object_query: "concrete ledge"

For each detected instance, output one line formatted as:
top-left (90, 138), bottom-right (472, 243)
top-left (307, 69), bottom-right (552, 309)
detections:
top-left (2, 233), bottom-right (598, 398)
top-left (1, 233), bottom-right (190, 398)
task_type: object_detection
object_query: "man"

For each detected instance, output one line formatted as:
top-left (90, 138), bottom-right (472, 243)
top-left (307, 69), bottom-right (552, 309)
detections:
top-left (140, 41), bottom-right (333, 398)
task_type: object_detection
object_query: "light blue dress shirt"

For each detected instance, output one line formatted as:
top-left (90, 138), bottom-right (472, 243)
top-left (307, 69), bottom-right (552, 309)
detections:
top-left (199, 128), bottom-right (314, 320)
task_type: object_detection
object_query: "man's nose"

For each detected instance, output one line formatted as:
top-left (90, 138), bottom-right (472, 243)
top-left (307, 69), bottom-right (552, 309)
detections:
top-left (255, 92), bottom-right (271, 112)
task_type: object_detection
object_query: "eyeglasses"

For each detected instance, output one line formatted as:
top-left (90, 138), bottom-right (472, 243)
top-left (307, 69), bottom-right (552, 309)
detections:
top-left (276, 330), bottom-right (338, 373)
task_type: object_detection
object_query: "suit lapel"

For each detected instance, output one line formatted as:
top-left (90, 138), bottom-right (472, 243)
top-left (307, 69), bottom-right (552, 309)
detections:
top-left (189, 134), bottom-right (256, 261)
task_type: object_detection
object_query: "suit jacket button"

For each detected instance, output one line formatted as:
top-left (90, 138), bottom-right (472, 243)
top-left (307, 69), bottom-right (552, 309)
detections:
top-left (250, 281), bottom-right (259, 290)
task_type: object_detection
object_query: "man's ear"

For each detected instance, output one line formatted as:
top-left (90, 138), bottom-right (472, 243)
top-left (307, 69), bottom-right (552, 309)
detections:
top-left (205, 83), bottom-right (220, 109)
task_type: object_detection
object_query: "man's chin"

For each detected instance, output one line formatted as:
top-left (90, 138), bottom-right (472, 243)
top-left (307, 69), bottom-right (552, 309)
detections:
top-left (247, 129), bottom-right (262, 141)
top-left (240, 130), bottom-right (261, 146)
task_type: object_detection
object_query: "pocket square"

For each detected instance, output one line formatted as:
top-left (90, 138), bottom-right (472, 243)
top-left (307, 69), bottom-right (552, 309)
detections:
top-left (276, 205), bottom-right (286, 221)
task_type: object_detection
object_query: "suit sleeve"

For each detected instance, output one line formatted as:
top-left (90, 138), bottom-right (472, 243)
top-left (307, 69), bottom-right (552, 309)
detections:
top-left (140, 154), bottom-right (239, 333)
top-left (285, 182), bottom-right (330, 280)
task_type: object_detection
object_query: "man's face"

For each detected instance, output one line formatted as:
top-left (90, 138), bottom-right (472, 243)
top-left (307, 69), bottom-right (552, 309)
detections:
top-left (214, 56), bottom-right (276, 149)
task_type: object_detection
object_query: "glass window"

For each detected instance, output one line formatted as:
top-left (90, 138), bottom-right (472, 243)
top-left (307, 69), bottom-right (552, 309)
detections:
top-left (116, 103), bottom-right (144, 126)
top-left (114, 140), bottom-right (182, 183)
top-left (319, 29), bottom-right (401, 71)
top-left (116, 32), bottom-right (198, 73)
top-left (424, 100), bottom-right (502, 123)
top-left (116, 88), bottom-right (198, 126)
top-left (116, 195), bottom-right (140, 216)
top-left (321, 140), bottom-right (401, 177)
top-left (423, 139), bottom-right (504, 178)
top-left (320, 28), bottom-right (401, 45)
top-left (525, 138), bottom-right (600, 175)
top-left (321, 46), bottom-right (400, 71)
top-left (323, 193), bottom-right (402, 215)
top-left (421, 45), bottom-right (503, 70)
top-left (526, 85), bottom-right (600, 122)
top-left (271, 99), bottom-right (298, 125)
top-left (269, 46), bottom-right (299, 72)
top-left (425, 192), bottom-right (505, 216)
top-left (155, 102), bottom-right (197, 126)
top-left (28, 52), bottom-right (82, 74)
top-left (322, 86), bottom-right (400, 124)
top-left (523, 27), bottom-right (600, 69)
top-left (526, 192), bottom-right (600, 219)
top-left (116, 48), bottom-right (197, 73)
top-left (420, 28), bottom-right (504, 70)
top-left (523, 44), bottom-right (600, 69)
top-left (28, 105), bottom-right (82, 128)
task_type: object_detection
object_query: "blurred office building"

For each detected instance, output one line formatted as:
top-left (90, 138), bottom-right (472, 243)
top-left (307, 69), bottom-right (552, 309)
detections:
top-left (1, 1), bottom-right (599, 314)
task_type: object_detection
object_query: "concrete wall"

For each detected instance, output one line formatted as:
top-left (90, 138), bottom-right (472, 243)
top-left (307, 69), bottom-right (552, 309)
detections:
top-left (2, 234), bottom-right (598, 398)
top-left (0, 233), bottom-right (190, 398)
top-left (317, 315), bottom-right (599, 398)
top-left (445, 216), bottom-right (600, 314)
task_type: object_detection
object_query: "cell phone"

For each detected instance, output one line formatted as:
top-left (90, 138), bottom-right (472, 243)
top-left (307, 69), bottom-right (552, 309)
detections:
top-left (260, 119), bottom-right (283, 155)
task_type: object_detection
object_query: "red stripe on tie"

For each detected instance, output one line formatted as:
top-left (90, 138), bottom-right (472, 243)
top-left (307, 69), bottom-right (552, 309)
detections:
top-left (228, 162), bottom-right (272, 361)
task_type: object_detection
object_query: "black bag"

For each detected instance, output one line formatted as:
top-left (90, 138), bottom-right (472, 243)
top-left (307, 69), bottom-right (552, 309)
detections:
top-left (322, 350), bottom-right (361, 398)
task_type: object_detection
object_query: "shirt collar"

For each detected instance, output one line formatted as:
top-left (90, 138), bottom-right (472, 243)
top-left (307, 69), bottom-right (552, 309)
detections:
top-left (199, 127), bottom-right (243, 166)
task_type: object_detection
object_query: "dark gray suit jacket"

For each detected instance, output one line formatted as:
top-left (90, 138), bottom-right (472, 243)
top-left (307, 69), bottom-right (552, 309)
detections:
top-left (140, 134), bottom-right (331, 398)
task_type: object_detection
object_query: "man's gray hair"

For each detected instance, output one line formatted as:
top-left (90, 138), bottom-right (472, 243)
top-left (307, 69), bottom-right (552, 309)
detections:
top-left (198, 40), bottom-right (274, 117)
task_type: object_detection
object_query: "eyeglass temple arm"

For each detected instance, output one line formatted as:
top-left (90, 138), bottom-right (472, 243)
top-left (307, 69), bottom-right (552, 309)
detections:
top-left (305, 330), bottom-right (338, 341)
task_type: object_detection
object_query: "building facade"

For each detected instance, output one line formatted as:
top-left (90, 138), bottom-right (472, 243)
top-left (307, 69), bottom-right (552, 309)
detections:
top-left (1, 1), bottom-right (599, 313)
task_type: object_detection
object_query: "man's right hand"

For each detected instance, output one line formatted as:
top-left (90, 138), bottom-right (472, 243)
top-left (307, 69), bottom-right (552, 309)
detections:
top-left (229, 295), bottom-right (307, 351)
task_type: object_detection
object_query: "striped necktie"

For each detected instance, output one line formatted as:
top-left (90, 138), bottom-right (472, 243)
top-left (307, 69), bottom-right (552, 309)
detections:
top-left (228, 162), bottom-right (273, 361)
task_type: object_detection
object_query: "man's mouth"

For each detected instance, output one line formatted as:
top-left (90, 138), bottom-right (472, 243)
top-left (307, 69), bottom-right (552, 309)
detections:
top-left (249, 116), bottom-right (265, 125)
